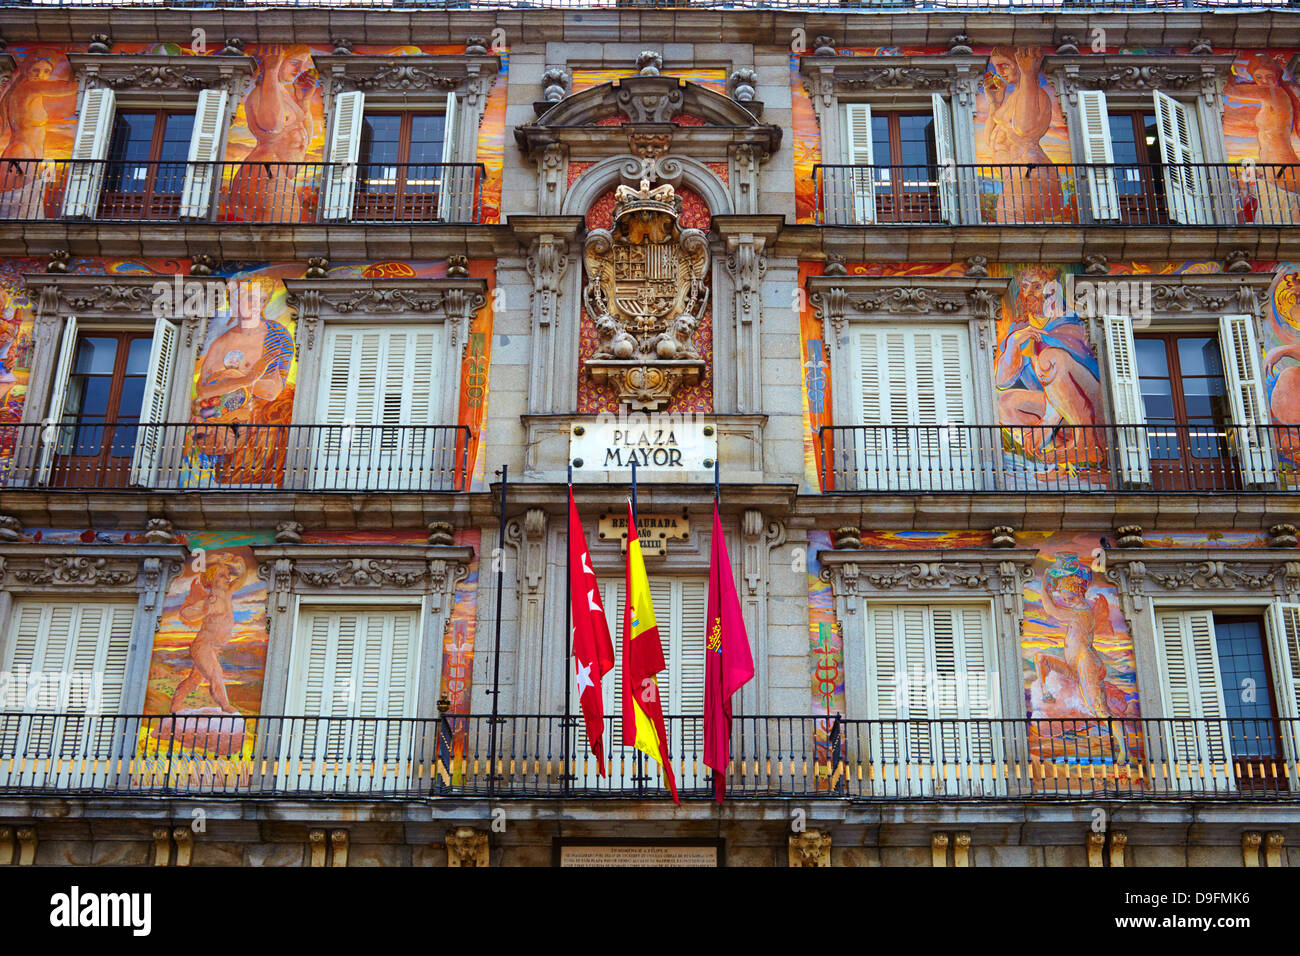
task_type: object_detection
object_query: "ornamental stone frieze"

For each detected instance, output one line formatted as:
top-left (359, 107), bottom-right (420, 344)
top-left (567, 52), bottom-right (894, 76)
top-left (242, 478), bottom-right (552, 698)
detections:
top-left (1104, 548), bottom-right (1300, 612)
top-left (1041, 53), bottom-right (1236, 106)
top-left (255, 545), bottom-right (474, 614)
top-left (818, 548), bottom-right (1039, 617)
top-left (806, 275), bottom-right (1011, 346)
top-left (68, 53), bottom-right (255, 97)
top-left (583, 178), bottom-right (710, 409)
top-left (311, 53), bottom-right (500, 112)
top-left (0, 545), bottom-right (180, 610)
top-left (8, 556), bottom-right (136, 587)
top-left (1076, 272), bottom-right (1273, 346)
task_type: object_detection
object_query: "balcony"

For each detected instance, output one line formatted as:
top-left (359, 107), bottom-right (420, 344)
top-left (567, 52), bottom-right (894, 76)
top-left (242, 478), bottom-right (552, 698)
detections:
top-left (0, 713), bottom-right (1296, 801)
top-left (817, 424), bottom-right (1300, 494)
top-left (0, 159), bottom-right (486, 225)
top-left (813, 162), bottom-right (1300, 228)
top-left (0, 0), bottom-right (1285, 9)
top-left (0, 422), bottom-right (471, 492)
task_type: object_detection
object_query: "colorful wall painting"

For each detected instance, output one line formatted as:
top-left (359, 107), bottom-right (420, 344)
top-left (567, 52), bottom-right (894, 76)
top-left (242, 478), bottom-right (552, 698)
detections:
top-left (1222, 51), bottom-right (1300, 225)
top-left (1266, 267), bottom-right (1300, 465)
top-left (805, 529), bottom-right (845, 776)
top-left (797, 260), bottom-right (828, 492)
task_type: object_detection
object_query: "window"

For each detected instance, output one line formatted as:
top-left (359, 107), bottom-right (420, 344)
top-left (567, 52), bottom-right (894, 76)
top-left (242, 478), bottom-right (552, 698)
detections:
top-left (862, 602), bottom-right (1002, 796)
top-left (1103, 313), bottom-right (1275, 488)
top-left (849, 325), bottom-right (976, 490)
top-left (282, 605), bottom-right (420, 791)
top-left (313, 326), bottom-right (446, 490)
top-left (322, 90), bottom-right (462, 222)
top-left (38, 316), bottom-right (178, 489)
top-left (354, 112), bottom-right (447, 221)
top-left (1075, 90), bottom-right (1213, 224)
top-left (839, 98), bottom-right (957, 225)
top-left (62, 87), bottom-right (229, 221)
top-left (575, 576), bottom-right (706, 788)
top-left (1154, 605), bottom-right (1300, 792)
top-left (1, 601), bottom-right (134, 780)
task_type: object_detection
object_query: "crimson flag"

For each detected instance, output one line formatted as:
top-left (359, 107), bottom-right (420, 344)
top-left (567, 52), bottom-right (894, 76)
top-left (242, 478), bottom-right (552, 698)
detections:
top-left (703, 503), bottom-right (755, 801)
top-left (568, 488), bottom-right (616, 775)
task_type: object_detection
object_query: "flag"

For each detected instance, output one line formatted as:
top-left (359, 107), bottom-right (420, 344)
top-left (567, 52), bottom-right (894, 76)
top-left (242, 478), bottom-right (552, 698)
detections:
top-left (568, 488), bottom-right (616, 775)
top-left (703, 503), bottom-right (754, 801)
top-left (621, 502), bottom-right (679, 803)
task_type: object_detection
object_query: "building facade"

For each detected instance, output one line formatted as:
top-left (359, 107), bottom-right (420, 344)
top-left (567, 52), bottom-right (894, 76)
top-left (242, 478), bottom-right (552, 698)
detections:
top-left (0, 0), bottom-right (1299, 867)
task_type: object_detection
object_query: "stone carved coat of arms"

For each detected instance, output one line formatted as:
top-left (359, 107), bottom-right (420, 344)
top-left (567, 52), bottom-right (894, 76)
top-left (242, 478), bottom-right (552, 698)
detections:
top-left (583, 178), bottom-right (709, 409)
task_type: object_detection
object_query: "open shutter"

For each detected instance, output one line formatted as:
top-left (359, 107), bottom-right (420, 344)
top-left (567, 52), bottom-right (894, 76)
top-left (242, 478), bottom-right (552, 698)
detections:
top-left (1153, 90), bottom-right (1210, 225)
top-left (1218, 313), bottom-right (1276, 486)
top-left (1102, 313), bottom-right (1152, 486)
top-left (1155, 610), bottom-right (1233, 790)
top-left (178, 88), bottom-right (227, 219)
top-left (1077, 90), bottom-right (1120, 220)
top-left (35, 317), bottom-right (78, 486)
top-left (321, 90), bottom-right (364, 220)
top-left (1266, 603), bottom-right (1300, 788)
top-left (61, 88), bottom-right (115, 217)
top-left (129, 316), bottom-right (178, 488)
top-left (930, 93), bottom-right (958, 224)
top-left (436, 91), bottom-right (463, 222)
top-left (842, 103), bottom-right (875, 225)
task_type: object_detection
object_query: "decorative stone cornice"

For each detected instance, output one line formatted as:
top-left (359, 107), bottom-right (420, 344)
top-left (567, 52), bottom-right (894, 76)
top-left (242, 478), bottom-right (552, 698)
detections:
top-left (818, 548), bottom-right (1038, 616)
top-left (312, 53), bottom-right (500, 101)
top-left (1041, 53), bottom-right (1236, 106)
top-left (256, 545), bottom-right (473, 611)
top-left (68, 53), bottom-right (255, 95)
top-left (806, 274), bottom-right (1011, 344)
top-left (799, 54), bottom-right (987, 111)
top-left (22, 273), bottom-right (234, 323)
top-left (0, 545), bottom-right (182, 592)
top-left (1077, 272), bottom-right (1273, 345)
top-left (1104, 548), bottom-right (1300, 611)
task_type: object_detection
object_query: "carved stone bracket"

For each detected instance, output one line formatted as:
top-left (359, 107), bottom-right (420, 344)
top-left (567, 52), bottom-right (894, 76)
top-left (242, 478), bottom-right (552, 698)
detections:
top-left (446, 827), bottom-right (490, 867)
top-left (505, 508), bottom-right (549, 596)
top-left (789, 829), bottom-right (832, 867)
top-left (525, 235), bottom-right (570, 330)
top-left (819, 548), bottom-right (1038, 617)
top-left (1105, 548), bottom-right (1300, 613)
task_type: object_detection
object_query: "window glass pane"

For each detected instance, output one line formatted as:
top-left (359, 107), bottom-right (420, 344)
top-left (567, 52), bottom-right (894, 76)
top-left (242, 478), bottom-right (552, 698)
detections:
top-left (871, 115), bottom-right (888, 163)
top-left (125, 336), bottom-right (153, 375)
top-left (1177, 336), bottom-right (1223, 377)
top-left (1138, 380), bottom-right (1175, 420)
top-left (107, 113), bottom-right (156, 163)
top-left (74, 337), bottom-right (119, 375)
top-left (158, 113), bottom-right (195, 159)
top-left (1108, 114), bottom-right (1140, 165)
top-left (1214, 618), bottom-right (1279, 759)
top-left (1135, 337), bottom-right (1169, 377)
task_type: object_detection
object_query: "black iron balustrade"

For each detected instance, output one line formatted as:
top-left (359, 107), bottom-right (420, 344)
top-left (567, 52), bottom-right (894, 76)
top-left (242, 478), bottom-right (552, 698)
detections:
top-left (817, 423), bottom-right (1300, 494)
top-left (0, 0), bottom-right (1286, 10)
top-left (0, 712), bottom-right (1296, 800)
top-left (0, 159), bottom-right (486, 225)
top-left (813, 162), bottom-right (1300, 227)
top-left (0, 422), bottom-right (472, 492)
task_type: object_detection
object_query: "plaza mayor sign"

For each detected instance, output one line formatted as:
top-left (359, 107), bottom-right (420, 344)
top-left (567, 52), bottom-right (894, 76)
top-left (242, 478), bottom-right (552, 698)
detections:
top-left (569, 414), bottom-right (716, 482)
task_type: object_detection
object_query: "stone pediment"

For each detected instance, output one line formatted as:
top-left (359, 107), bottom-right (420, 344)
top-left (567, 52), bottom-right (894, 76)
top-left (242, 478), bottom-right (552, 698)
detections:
top-left (68, 53), bottom-right (256, 95)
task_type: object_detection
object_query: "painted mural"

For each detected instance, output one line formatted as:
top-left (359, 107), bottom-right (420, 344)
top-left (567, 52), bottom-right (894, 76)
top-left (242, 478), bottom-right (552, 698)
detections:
top-left (1223, 51), bottom-right (1300, 224)
top-left (805, 529), bottom-right (844, 779)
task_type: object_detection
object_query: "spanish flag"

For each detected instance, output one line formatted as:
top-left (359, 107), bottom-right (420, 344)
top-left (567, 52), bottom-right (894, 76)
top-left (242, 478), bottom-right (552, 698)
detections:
top-left (621, 501), bottom-right (679, 804)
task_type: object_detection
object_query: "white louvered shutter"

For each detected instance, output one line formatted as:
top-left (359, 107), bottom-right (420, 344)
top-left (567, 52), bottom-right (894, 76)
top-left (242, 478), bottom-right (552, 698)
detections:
top-left (930, 93), bottom-right (958, 224)
top-left (436, 92), bottom-right (464, 222)
top-left (315, 326), bottom-right (442, 490)
top-left (0, 601), bottom-right (133, 766)
top-left (36, 317), bottom-right (78, 486)
top-left (1077, 90), bottom-right (1119, 220)
top-left (129, 316), bottom-right (179, 488)
top-left (62, 88), bottom-right (115, 217)
top-left (1153, 90), bottom-right (1210, 225)
top-left (321, 90), bottom-right (365, 220)
top-left (852, 326), bottom-right (974, 490)
top-left (1266, 603), bottom-right (1300, 789)
top-left (1154, 610), bottom-right (1233, 790)
top-left (1102, 314), bottom-right (1152, 486)
top-left (178, 88), bottom-right (227, 219)
top-left (1218, 313), bottom-right (1276, 486)
top-left (285, 606), bottom-right (419, 789)
top-left (842, 103), bottom-right (875, 225)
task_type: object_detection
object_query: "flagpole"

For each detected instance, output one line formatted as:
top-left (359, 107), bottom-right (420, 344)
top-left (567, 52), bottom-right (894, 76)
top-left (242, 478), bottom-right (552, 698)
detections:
top-left (488, 463), bottom-right (507, 797)
top-left (563, 464), bottom-right (573, 795)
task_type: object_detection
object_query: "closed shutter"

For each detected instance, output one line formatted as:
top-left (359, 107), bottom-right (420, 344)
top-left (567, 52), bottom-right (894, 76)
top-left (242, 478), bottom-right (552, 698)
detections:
top-left (178, 88), bottom-right (228, 219)
top-left (0, 601), bottom-right (133, 762)
top-left (284, 606), bottom-right (419, 788)
top-left (577, 576), bottom-right (706, 789)
top-left (314, 326), bottom-right (442, 489)
top-left (1102, 313), bottom-right (1153, 486)
top-left (1077, 90), bottom-right (1120, 220)
top-left (1265, 603), bottom-right (1300, 788)
top-left (930, 93), bottom-right (958, 224)
top-left (842, 102), bottom-right (875, 225)
top-left (436, 92), bottom-right (464, 222)
top-left (321, 90), bottom-right (365, 220)
top-left (852, 325), bottom-right (974, 489)
top-left (1153, 90), bottom-right (1211, 224)
top-left (36, 317), bottom-right (78, 486)
top-left (129, 316), bottom-right (179, 488)
top-left (1154, 610), bottom-right (1233, 789)
top-left (62, 88), bottom-right (115, 217)
top-left (1218, 313), bottom-right (1276, 486)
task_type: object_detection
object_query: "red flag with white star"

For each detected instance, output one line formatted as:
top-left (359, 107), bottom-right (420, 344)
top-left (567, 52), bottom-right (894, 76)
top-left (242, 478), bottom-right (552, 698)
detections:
top-left (568, 488), bottom-right (616, 775)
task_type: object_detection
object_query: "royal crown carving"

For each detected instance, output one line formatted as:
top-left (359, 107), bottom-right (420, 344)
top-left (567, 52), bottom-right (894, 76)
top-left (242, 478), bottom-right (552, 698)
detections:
top-left (583, 178), bottom-right (709, 409)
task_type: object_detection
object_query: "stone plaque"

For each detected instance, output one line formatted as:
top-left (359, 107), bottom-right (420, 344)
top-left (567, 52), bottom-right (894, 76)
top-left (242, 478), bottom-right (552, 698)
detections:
top-left (597, 511), bottom-right (690, 555)
top-left (559, 844), bottom-right (720, 867)
top-left (570, 419), bottom-right (716, 482)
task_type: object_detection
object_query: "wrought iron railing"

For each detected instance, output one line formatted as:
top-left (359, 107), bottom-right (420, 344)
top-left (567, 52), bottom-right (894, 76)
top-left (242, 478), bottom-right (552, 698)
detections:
top-left (817, 424), bottom-right (1300, 493)
top-left (1, 713), bottom-right (1296, 800)
top-left (0, 422), bottom-right (472, 492)
top-left (0, 159), bottom-right (486, 224)
top-left (0, 0), bottom-right (1285, 9)
top-left (813, 162), bottom-right (1300, 227)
